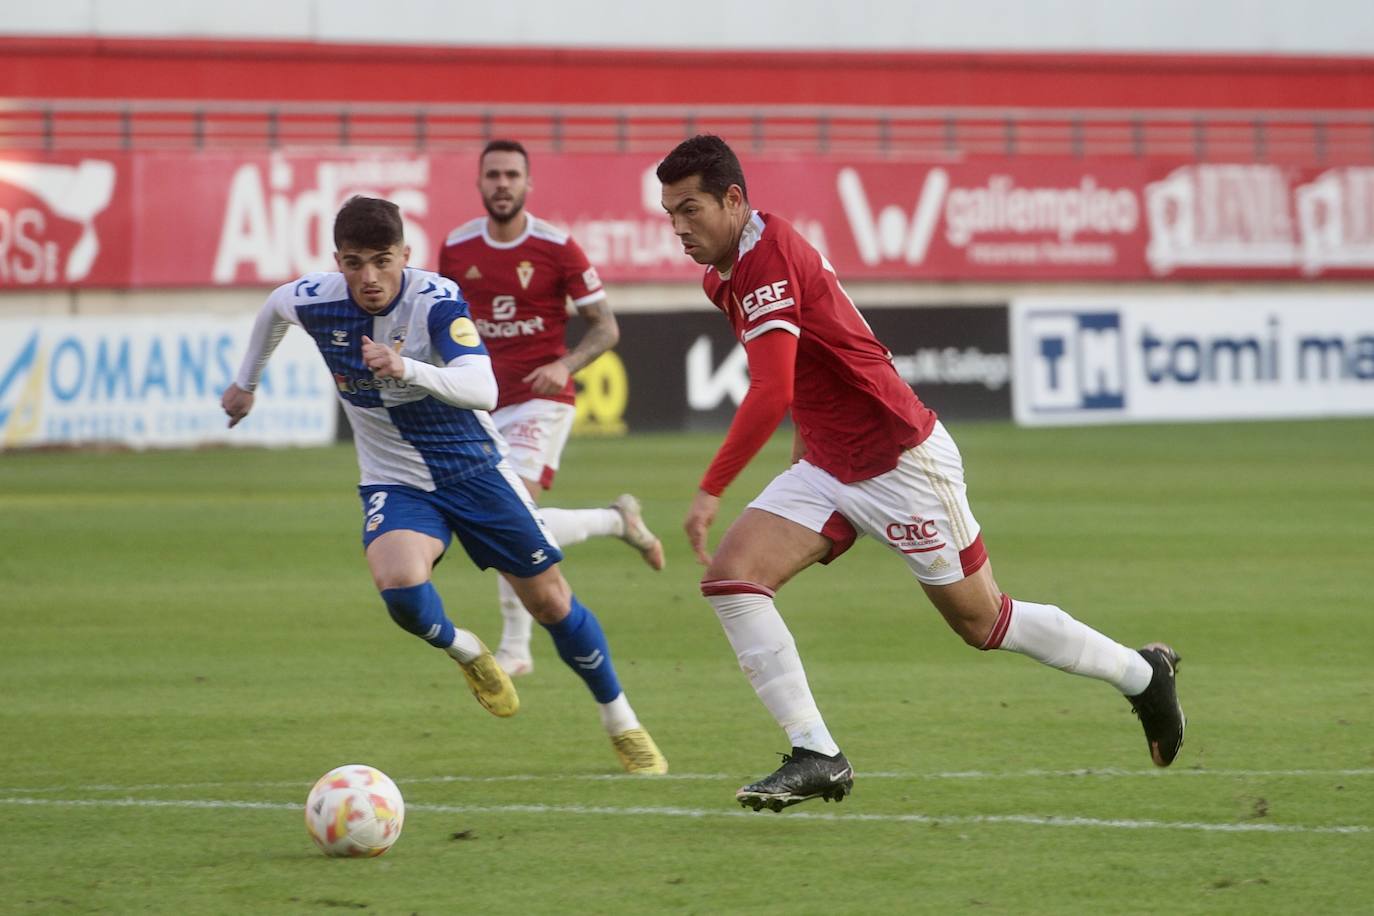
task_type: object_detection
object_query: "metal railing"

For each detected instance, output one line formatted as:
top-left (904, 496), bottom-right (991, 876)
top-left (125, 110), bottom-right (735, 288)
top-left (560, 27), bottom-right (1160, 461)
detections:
top-left (2, 99), bottom-right (1373, 162)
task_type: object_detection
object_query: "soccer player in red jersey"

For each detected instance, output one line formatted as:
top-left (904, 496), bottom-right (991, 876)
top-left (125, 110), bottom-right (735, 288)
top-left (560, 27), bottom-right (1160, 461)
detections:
top-left (439, 140), bottom-right (664, 678)
top-left (657, 135), bottom-right (1185, 812)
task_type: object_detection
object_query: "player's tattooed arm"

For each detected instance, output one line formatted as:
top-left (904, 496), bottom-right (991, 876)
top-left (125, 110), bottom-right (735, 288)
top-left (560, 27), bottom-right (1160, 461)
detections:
top-left (523, 299), bottom-right (621, 394)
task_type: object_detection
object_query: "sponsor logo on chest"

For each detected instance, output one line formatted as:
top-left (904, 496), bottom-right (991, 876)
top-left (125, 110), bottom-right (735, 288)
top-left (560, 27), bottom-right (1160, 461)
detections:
top-left (740, 279), bottom-right (794, 320)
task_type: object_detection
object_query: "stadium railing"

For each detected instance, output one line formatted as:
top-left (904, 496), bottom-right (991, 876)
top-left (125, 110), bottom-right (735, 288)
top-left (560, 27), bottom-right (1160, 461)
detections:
top-left (2, 99), bottom-right (1373, 163)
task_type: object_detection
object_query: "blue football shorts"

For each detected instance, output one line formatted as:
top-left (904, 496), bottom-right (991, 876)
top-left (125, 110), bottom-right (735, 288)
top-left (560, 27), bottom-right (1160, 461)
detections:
top-left (358, 461), bottom-right (563, 578)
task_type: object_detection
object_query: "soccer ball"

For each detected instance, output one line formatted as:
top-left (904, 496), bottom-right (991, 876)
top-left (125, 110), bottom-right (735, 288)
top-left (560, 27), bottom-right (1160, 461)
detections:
top-left (304, 764), bottom-right (405, 857)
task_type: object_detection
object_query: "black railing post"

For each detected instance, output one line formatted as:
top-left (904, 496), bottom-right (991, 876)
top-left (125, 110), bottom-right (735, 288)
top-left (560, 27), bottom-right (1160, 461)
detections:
top-left (1253, 119), bottom-right (1267, 161)
top-left (551, 111), bottom-right (563, 152)
top-left (121, 107), bottom-right (132, 151)
top-left (481, 111), bottom-right (493, 144)
top-left (1192, 117), bottom-right (1206, 160)
top-left (194, 108), bottom-right (206, 150)
top-left (617, 112), bottom-right (628, 153)
top-left (752, 113), bottom-right (764, 152)
top-left (415, 109), bottom-right (427, 151)
top-left (1315, 120), bottom-right (1328, 164)
top-left (1131, 117), bottom-right (1144, 157)
top-left (42, 105), bottom-right (54, 152)
top-left (1071, 116), bottom-right (1084, 158)
top-left (340, 109), bottom-right (351, 147)
top-left (878, 116), bottom-right (890, 155)
top-left (817, 113), bottom-right (829, 154)
top-left (268, 108), bottom-right (279, 149)
top-left (1003, 116), bottom-right (1016, 157)
top-left (944, 115), bottom-right (957, 155)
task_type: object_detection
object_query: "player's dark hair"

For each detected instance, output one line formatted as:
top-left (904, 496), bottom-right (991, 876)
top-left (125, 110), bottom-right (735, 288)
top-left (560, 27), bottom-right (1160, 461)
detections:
top-left (656, 134), bottom-right (748, 203)
top-left (333, 196), bottom-right (404, 251)
top-left (481, 139), bottom-right (530, 171)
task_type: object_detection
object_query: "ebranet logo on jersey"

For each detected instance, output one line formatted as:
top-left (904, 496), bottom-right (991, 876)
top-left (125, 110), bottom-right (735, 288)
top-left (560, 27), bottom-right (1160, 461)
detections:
top-left (333, 372), bottom-right (410, 395)
top-left (0, 158), bottom-right (119, 287)
top-left (212, 155), bottom-right (431, 284)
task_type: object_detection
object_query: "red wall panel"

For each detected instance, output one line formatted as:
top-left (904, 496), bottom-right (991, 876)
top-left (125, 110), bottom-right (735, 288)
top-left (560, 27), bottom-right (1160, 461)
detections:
top-left (3, 37), bottom-right (1374, 110)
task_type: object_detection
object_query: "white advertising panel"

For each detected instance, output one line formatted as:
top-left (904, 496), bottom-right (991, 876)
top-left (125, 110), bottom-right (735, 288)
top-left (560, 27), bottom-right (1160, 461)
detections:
top-left (0, 315), bottom-right (336, 449)
top-left (1012, 294), bottom-right (1374, 426)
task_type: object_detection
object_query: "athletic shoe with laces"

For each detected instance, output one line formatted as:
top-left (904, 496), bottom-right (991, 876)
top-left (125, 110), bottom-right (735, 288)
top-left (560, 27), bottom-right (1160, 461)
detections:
top-left (456, 641), bottom-right (519, 718)
top-left (610, 494), bottom-right (665, 571)
top-left (736, 747), bottom-right (853, 812)
top-left (493, 648), bottom-right (534, 678)
top-left (1127, 643), bottom-right (1185, 767)
top-left (610, 727), bottom-right (669, 775)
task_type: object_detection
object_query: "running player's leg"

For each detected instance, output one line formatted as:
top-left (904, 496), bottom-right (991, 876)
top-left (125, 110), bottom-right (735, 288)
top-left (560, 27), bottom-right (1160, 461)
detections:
top-left (866, 422), bottom-right (1184, 767)
top-left (491, 402), bottom-right (662, 676)
top-left (458, 461), bottom-right (667, 774)
top-left (360, 486), bottom-right (518, 717)
top-left (703, 473), bottom-right (856, 810)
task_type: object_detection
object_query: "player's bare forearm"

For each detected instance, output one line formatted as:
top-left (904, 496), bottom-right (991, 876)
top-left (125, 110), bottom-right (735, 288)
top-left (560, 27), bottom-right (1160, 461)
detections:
top-left (561, 300), bottom-right (620, 373)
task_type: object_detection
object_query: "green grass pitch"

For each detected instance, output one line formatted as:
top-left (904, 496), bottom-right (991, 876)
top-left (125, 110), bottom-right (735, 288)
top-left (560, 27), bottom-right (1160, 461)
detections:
top-left (2, 419), bottom-right (1371, 914)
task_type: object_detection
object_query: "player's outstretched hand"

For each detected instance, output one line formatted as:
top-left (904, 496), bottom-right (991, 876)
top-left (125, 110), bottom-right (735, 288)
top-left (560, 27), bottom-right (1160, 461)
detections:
top-left (361, 335), bottom-right (405, 379)
top-left (523, 359), bottom-right (572, 396)
top-left (221, 383), bottom-right (254, 428)
top-left (684, 489), bottom-right (720, 565)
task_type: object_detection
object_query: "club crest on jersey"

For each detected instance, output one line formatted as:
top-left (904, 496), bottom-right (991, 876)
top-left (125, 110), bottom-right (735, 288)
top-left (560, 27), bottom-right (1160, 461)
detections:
top-left (741, 280), bottom-right (795, 320)
top-left (884, 516), bottom-right (946, 555)
top-left (464, 265), bottom-right (482, 280)
top-left (330, 330), bottom-right (350, 346)
top-left (516, 260), bottom-right (535, 290)
top-left (582, 266), bottom-right (602, 291)
top-left (390, 327), bottom-right (407, 349)
top-left (449, 316), bottom-right (480, 347)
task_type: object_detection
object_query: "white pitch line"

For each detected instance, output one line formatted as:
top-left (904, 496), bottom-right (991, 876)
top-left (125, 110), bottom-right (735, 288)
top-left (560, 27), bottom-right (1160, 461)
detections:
top-left (0, 796), bottom-right (1368, 835)
top-left (2, 767), bottom-right (1370, 795)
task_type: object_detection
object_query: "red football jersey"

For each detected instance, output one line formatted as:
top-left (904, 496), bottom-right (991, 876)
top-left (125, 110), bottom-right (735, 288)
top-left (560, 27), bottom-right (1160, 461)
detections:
top-left (438, 214), bottom-right (606, 408)
top-left (704, 212), bottom-right (937, 484)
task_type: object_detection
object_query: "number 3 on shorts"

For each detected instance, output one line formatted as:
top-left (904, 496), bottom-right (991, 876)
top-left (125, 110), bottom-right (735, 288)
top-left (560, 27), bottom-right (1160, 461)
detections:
top-left (367, 491), bottom-right (388, 515)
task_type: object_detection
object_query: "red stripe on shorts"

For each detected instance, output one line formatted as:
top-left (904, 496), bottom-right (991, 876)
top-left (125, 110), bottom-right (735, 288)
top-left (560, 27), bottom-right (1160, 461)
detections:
top-left (819, 511), bottom-right (858, 565)
top-left (959, 534), bottom-right (988, 576)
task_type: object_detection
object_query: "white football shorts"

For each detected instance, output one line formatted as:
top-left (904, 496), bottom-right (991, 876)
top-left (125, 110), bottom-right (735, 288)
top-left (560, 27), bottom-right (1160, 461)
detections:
top-left (491, 398), bottom-right (576, 489)
top-left (747, 421), bottom-right (988, 586)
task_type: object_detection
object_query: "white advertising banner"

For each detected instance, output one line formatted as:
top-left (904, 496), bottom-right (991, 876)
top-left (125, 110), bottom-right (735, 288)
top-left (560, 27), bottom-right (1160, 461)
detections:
top-left (0, 315), bottom-right (336, 449)
top-left (1011, 294), bottom-right (1374, 426)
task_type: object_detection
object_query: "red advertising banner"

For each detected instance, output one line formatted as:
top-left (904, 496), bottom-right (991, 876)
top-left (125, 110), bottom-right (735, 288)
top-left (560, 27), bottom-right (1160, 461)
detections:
top-left (2, 150), bottom-right (1372, 288)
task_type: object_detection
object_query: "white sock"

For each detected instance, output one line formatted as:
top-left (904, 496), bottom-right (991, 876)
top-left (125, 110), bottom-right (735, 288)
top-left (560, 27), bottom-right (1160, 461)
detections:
top-left (444, 628), bottom-right (485, 664)
top-left (998, 597), bottom-right (1153, 695)
top-left (706, 589), bottom-right (840, 756)
top-left (539, 507), bottom-right (623, 547)
top-left (496, 577), bottom-right (533, 658)
top-left (597, 692), bottom-right (641, 736)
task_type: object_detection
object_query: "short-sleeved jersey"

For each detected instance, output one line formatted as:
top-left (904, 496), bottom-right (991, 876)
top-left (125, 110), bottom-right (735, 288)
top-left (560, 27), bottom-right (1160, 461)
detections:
top-left (249, 268), bottom-right (503, 491)
top-left (704, 212), bottom-right (937, 483)
top-left (438, 214), bottom-right (606, 409)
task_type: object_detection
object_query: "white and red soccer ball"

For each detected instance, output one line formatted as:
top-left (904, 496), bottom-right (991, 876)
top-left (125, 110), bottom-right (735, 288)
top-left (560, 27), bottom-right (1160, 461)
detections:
top-left (305, 764), bottom-right (405, 857)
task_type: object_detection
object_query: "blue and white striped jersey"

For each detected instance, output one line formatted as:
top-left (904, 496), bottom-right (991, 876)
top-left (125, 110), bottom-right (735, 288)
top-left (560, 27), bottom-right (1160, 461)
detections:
top-left (236, 267), bottom-right (506, 491)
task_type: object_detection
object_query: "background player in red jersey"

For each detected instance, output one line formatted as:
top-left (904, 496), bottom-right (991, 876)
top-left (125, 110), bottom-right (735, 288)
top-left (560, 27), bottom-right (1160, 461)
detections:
top-left (656, 135), bottom-right (1186, 812)
top-left (439, 140), bottom-right (664, 678)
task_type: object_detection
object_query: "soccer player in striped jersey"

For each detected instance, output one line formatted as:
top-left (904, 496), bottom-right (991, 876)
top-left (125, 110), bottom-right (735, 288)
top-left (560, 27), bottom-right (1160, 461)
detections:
top-left (439, 140), bottom-right (664, 679)
top-left (221, 195), bottom-right (666, 775)
top-left (656, 136), bottom-right (1182, 811)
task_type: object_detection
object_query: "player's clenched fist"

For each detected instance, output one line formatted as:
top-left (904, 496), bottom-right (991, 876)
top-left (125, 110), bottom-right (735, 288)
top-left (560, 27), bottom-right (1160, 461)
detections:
top-left (361, 335), bottom-right (405, 379)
